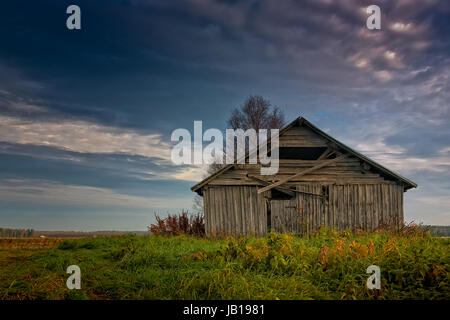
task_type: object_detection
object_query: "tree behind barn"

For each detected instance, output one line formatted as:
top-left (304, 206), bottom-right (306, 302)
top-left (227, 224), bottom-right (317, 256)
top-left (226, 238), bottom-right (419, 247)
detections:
top-left (193, 95), bottom-right (285, 213)
top-left (227, 95), bottom-right (284, 131)
top-left (208, 95), bottom-right (285, 175)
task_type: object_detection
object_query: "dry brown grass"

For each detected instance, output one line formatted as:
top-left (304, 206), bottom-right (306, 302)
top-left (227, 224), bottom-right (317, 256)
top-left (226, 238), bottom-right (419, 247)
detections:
top-left (0, 238), bottom-right (64, 250)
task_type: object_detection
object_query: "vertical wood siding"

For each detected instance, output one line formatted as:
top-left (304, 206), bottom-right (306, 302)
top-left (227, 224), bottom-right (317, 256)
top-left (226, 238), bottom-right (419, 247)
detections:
top-left (203, 186), bottom-right (268, 236)
top-left (204, 183), bottom-right (404, 236)
top-left (269, 183), bottom-right (404, 234)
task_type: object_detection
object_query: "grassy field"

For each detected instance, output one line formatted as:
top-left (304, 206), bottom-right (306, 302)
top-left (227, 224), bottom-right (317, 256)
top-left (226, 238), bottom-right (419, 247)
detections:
top-left (0, 229), bottom-right (449, 300)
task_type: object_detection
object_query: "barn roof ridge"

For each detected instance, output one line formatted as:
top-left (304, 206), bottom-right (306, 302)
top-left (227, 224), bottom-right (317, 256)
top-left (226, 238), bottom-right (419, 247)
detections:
top-left (191, 116), bottom-right (417, 193)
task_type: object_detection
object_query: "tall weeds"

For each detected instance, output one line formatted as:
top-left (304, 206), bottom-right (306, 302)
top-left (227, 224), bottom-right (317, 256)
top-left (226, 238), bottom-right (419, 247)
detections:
top-left (148, 211), bottom-right (205, 237)
top-left (191, 225), bottom-right (449, 299)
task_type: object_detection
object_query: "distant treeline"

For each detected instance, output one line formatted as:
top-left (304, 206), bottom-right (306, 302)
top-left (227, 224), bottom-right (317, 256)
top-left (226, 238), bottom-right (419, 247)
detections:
top-left (0, 228), bottom-right (151, 238)
top-left (35, 231), bottom-right (150, 238)
top-left (0, 228), bottom-right (35, 238)
top-left (424, 225), bottom-right (450, 237)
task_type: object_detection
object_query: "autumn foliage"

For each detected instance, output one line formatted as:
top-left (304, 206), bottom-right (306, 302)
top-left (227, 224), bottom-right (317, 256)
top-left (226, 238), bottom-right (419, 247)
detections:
top-left (149, 211), bottom-right (205, 237)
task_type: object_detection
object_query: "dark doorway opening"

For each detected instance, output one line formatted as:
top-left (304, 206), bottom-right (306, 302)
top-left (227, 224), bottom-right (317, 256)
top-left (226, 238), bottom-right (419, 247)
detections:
top-left (279, 147), bottom-right (328, 160)
top-left (271, 188), bottom-right (295, 200)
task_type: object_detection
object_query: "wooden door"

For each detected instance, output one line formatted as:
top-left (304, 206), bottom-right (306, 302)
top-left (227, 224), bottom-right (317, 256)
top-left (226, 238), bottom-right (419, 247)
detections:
top-left (270, 184), bottom-right (324, 234)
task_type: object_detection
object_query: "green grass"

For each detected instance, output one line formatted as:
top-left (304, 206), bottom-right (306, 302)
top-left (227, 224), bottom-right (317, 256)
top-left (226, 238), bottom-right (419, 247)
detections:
top-left (0, 230), bottom-right (448, 300)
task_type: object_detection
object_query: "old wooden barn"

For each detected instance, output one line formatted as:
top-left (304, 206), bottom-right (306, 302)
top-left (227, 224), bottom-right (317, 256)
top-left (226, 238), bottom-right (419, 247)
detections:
top-left (192, 117), bottom-right (417, 236)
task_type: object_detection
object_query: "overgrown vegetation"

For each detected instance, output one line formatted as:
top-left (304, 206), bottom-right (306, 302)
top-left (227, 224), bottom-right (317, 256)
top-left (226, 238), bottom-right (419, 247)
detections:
top-left (149, 212), bottom-right (205, 237)
top-left (0, 227), bottom-right (448, 300)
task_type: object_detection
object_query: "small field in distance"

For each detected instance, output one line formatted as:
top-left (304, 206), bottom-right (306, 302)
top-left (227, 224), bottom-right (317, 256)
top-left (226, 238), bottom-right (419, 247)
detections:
top-left (0, 229), bottom-right (448, 300)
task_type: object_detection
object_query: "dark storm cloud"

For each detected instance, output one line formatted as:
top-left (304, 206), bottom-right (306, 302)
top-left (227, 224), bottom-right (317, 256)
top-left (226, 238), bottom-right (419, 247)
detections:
top-left (2, 0), bottom-right (446, 127)
top-left (0, 0), bottom-right (449, 228)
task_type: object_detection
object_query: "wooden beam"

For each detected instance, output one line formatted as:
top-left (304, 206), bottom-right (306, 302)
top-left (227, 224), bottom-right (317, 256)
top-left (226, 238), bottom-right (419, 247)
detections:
top-left (317, 147), bottom-right (333, 160)
top-left (291, 189), bottom-right (324, 197)
top-left (246, 174), bottom-right (295, 197)
top-left (248, 174), bottom-right (323, 197)
top-left (257, 154), bottom-right (348, 194)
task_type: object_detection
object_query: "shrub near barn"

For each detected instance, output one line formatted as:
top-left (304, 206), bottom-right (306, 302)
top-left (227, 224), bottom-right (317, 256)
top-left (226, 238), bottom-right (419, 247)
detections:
top-left (149, 212), bottom-right (205, 237)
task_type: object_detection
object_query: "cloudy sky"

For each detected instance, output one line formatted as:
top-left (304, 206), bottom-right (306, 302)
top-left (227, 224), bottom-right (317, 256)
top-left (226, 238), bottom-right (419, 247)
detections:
top-left (0, 0), bottom-right (449, 230)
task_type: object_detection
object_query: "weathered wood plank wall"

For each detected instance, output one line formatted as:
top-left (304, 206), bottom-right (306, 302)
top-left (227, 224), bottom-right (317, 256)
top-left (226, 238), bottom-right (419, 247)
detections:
top-left (279, 126), bottom-right (328, 147)
top-left (203, 186), bottom-right (269, 236)
top-left (270, 183), bottom-right (404, 234)
top-left (210, 158), bottom-right (388, 186)
top-left (204, 183), bottom-right (404, 236)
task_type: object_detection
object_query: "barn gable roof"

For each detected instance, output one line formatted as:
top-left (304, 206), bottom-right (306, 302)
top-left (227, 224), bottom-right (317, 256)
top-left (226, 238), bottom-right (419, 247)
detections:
top-left (191, 117), bottom-right (417, 193)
